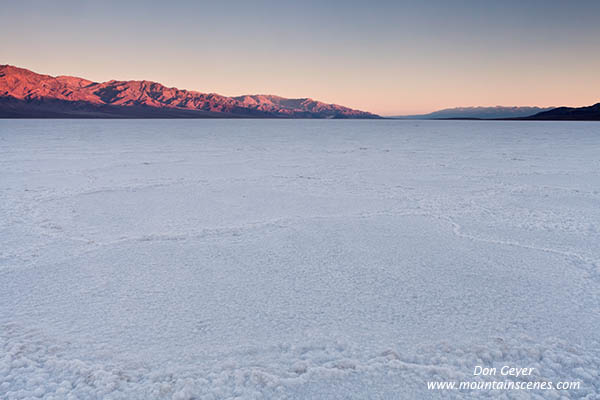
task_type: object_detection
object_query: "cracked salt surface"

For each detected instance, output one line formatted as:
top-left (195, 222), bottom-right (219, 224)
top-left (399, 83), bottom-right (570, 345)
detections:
top-left (1, 119), bottom-right (600, 399)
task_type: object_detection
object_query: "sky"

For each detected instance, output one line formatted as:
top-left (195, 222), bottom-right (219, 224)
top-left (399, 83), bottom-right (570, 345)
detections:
top-left (1, 0), bottom-right (599, 115)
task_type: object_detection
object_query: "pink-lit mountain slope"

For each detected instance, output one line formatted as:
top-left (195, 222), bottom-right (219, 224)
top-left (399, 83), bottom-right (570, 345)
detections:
top-left (0, 65), bottom-right (379, 118)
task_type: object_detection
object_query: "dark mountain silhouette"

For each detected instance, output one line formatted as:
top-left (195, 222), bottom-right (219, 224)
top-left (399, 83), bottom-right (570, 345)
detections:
top-left (0, 65), bottom-right (379, 119)
top-left (525, 103), bottom-right (600, 120)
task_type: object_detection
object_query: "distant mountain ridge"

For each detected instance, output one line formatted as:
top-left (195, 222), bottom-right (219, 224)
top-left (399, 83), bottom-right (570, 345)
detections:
top-left (0, 65), bottom-right (379, 118)
top-left (524, 103), bottom-right (600, 120)
top-left (394, 106), bottom-right (554, 120)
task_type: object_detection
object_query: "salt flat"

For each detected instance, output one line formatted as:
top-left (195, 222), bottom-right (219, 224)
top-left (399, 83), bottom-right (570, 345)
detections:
top-left (1, 119), bottom-right (599, 399)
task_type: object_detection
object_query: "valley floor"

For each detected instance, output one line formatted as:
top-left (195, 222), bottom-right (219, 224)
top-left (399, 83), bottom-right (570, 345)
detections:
top-left (1, 119), bottom-right (599, 399)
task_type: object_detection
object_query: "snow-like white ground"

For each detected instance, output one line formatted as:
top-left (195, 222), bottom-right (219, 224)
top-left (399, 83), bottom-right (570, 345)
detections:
top-left (1, 119), bottom-right (599, 399)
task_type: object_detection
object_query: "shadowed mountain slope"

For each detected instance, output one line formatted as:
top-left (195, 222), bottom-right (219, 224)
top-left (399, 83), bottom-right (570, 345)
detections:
top-left (525, 103), bottom-right (600, 120)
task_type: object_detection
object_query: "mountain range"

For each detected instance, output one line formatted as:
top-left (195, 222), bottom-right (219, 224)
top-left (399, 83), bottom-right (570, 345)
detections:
top-left (523, 103), bottom-right (600, 121)
top-left (394, 104), bottom-right (600, 120)
top-left (394, 106), bottom-right (554, 120)
top-left (2, 65), bottom-right (598, 120)
top-left (0, 65), bottom-right (378, 119)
